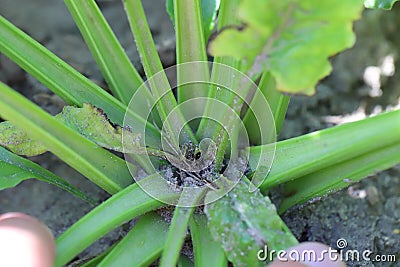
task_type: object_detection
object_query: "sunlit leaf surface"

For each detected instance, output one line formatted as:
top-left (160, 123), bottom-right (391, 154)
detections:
top-left (209, 0), bottom-right (364, 95)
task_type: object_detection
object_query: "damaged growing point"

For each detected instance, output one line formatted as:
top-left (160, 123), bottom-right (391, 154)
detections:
top-left (122, 62), bottom-right (277, 207)
top-left (159, 138), bottom-right (253, 193)
top-left (158, 142), bottom-right (220, 190)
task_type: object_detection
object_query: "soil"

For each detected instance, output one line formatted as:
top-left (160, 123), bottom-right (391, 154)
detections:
top-left (0, 1), bottom-right (399, 266)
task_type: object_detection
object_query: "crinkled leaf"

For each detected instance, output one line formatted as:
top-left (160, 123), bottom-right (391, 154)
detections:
top-left (0, 121), bottom-right (47, 156)
top-left (56, 103), bottom-right (130, 152)
top-left (0, 104), bottom-right (141, 156)
top-left (166, 0), bottom-right (220, 41)
top-left (209, 0), bottom-right (364, 95)
top-left (205, 178), bottom-right (298, 266)
top-left (364, 0), bottom-right (399, 9)
top-left (0, 146), bottom-right (96, 204)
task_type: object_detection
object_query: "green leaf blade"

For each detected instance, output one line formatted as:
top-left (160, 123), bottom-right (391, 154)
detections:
top-left (0, 103), bottom-right (142, 157)
top-left (0, 161), bottom-right (32, 189)
top-left (269, 7), bottom-right (359, 95)
top-left (0, 146), bottom-right (96, 204)
top-left (0, 15), bottom-right (160, 146)
top-left (0, 82), bottom-right (133, 194)
top-left (209, 0), bottom-right (364, 95)
top-left (56, 104), bottom-right (129, 152)
top-left (205, 179), bottom-right (298, 266)
top-left (0, 121), bottom-right (47, 156)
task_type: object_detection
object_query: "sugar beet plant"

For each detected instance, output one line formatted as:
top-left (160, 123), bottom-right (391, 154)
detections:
top-left (0, 0), bottom-right (400, 266)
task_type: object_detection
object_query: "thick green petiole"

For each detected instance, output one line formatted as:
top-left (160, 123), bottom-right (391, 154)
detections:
top-left (56, 174), bottom-right (179, 266)
top-left (190, 214), bottom-right (228, 267)
top-left (175, 0), bottom-right (209, 112)
top-left (0, 15), bottom-right (161, 163)
top-left (212, 73), bottom-right (261, 171)
top-left (124, 0), bottom-right (197, 146)
top-left (98, 212), bottom-right (170, 266)
top-left (244, 71), bottom-right (290, 144)
top-left (249, 109), bottom-right (400, 191)
top-left (64, 0), bottom-right (145, 104)
top-left (0, 82), bottom-right (133, 194)
top-left (196, 0), bottom-right (241, 140)
top-left (279, 141), bottom-right (400, 213)
top-left (159, 188), bottom-right (207, 267)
